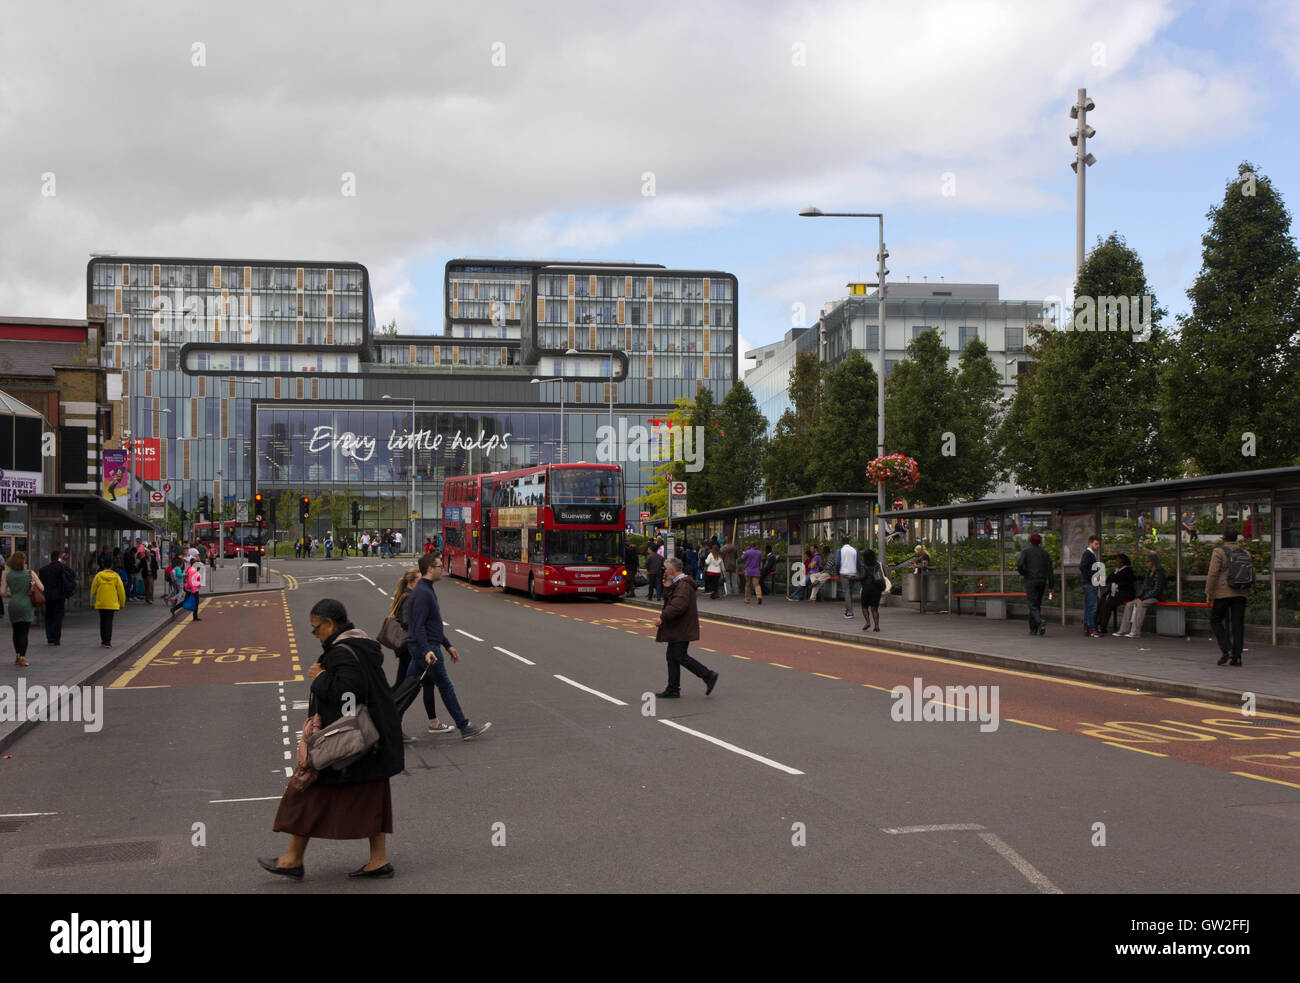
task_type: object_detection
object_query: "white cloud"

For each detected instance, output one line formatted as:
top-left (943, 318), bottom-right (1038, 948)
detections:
top-left (0, 0), bottom-right (1262, 329)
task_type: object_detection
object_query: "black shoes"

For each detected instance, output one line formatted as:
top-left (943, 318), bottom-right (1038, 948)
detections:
top-left (348, 862), bottom-right (395, 879)
top-left (1229, 659), bottom-right (1242, 667)
top-left (705, 671), bottom-right (719, 696)
top-left (655, 689), bottom-right (681, 699)
top-left (1217, 652), bottom-right (1231, 666)
top-left (258, 856), bottom-right (304, 880)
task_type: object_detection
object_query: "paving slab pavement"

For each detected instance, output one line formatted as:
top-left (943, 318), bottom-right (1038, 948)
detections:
top-left (621, 583), bottom-right (1300, 714)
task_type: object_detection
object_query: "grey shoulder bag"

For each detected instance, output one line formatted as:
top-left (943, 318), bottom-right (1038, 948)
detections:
top-left (306, 645), bottom-right (381, 771)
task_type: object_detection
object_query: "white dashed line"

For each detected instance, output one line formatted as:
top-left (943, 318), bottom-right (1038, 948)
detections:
top-left (0, 812), bottom-right (58, 817)
top-left (658, 719), bottom-right (804, 775)
top-left (553, 674), bottom-right (627, 706)
top-left (494, 645), bottom-right (535, 666)
top-left (455, 628), bottom-right (483, 642)
top-left (357, 574), bottom-right (377, 587)
top-left (209, 796), bottom-right (283, 804)
top-left (882, 824), bottom-right (987, 834)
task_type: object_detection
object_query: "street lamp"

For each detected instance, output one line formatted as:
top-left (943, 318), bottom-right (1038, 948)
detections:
top-left (382, 394), bottom-right (417, 553)
top-left (1069, 89), bottom-right (1097, 277)
top-left (800, 206), bottom-right (888, 581)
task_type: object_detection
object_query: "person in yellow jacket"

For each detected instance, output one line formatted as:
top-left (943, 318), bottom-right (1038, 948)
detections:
top-left (90, 557), bottom-right (127, 648)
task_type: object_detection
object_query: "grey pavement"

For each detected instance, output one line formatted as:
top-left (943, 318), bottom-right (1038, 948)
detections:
top-left (624, 581), bottom-right (1300, 713)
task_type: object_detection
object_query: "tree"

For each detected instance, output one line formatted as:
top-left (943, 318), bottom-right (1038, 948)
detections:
top-left (275, 489), bottom-right (298, 536)
top-left (761, 351), bottom-right (824, 498)
top-left (686, 386), bottom-right (725, 513)
top-left (323, 489), bottom-right (349, 541)
top-left (1161, 161), bottom-right (1300, 473)
top-left (379, 319), bottom-right (398, 337)
top-left (631, 396), bottom-right (692, 518)
top-left (952, 337), bottom-right (1005, 498)
top-left (763, 409), bottom-right (808, 500)
top-left (999, 232), bottom-right (1177, 492)
top-left (713, 382), bottom-right (768, 506)
top-left (884, 331), bottom-right (957, 504)
top-left (807, 351), bottom-right (877, 493)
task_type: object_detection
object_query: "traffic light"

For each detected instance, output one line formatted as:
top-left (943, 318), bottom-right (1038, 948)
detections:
top-left (253, 493), bottom-right (264, 523)
top-left (351, 500), bottom-right (360, 525)
top-left (300, 496), bottom-right (310, 521)
top-left (198, 495), bottom-right (209, 518)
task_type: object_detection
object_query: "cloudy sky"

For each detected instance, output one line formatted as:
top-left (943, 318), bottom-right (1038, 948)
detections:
top-left (3, 0), bottom-right (1297, 365)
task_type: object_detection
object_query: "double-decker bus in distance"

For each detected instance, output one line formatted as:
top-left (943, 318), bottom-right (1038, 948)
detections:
top-left (189, 520), bottom-right (265, 559)
top-left (488, 463), bottom-right (625, 600)
top-left (442, 473), bottom-right (494, 582)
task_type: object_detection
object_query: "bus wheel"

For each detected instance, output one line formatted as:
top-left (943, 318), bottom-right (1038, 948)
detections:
top-left (528, 574), bottom-right (538, 601)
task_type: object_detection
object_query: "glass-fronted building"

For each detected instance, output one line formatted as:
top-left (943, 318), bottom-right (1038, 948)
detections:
top-left (87, 255), bottom-right (738, 542)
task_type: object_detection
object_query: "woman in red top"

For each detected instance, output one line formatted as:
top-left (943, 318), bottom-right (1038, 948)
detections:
top-left (423, 538), bottom-right (435, 554)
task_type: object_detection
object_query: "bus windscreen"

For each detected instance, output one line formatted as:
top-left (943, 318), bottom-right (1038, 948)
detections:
top-left (545, 530), bottom-right (622, 565)
top-left (548, 469), bottom-right (622, 506)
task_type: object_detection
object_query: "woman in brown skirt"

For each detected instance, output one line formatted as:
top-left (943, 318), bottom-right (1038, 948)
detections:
top-left (260, 598), bottom-right (404, 880)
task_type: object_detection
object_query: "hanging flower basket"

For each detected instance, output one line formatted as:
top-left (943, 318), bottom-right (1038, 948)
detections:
top-left (866, 454), bottom-right (919, 490)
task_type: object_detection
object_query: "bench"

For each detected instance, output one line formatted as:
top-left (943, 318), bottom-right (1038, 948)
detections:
top-left (953, 592), bottom-right (1026, 618)
top-left (1147, 600), bottom-right (1208, 637)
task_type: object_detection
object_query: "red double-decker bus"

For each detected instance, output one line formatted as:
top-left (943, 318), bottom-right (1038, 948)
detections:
top-left (189, 520), bottom-right (264, 559)
top-left (441, 473), bottom-right (494, 581)
top-left (487, 463), bottom-right (625, 600)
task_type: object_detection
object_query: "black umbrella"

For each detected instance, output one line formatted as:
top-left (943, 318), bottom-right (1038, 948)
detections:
top-left (391, 666), bottom-right (429, 716)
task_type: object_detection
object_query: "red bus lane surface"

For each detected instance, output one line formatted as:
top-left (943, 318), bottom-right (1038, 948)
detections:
top-left (489, 589), bottom-right (1300, 789)
top-left (110, 592), bottom-right (302, 688)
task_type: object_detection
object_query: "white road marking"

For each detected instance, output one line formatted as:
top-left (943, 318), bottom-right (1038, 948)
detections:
top-left (978, 832), bottom-right (1064, 894)
top-left (357, 574), bottom-right (377, 587)
top-left (209, 796), bottom-right (283, 804)
top-left (283, 750), bottom-right (292, 759)
top-left (882, 824), bottom-right (987, 834)
top-left (658, 719), bottom-right (804, 775)
top-left (494, 645), bottom-right (535, 666)
top-left (0, 811), bottom-right (58, 817)
top-left (283, 767), bottom-right (293, 777)
top-left (455, 628), bottom-right (484, 642)
top-left (553, 674), bottom-right (627, 706)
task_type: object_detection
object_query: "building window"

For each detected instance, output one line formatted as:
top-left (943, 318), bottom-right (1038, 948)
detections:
top-left (865, 325), bottom-right (880, 350)
top-left (911, 325), bottom-right (931, 341)
top-left (958, 326), bottom-right (978, 350)
top-left (884, 359), bottom-right (898, 379)
top-left (1006, 325), bottom-right (1024, 352)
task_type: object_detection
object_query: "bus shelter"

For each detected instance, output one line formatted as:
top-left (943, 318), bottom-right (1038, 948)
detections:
top-left (880, 467), bottom-right (1300, 647)
top-left (664, 493), bottom-right (877, 596)
top-left (23, 494), bottom-right (156, 611)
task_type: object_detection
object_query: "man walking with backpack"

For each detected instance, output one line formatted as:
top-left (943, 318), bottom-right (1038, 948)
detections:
top-left (1206, 528), bottom-right (1253, 666)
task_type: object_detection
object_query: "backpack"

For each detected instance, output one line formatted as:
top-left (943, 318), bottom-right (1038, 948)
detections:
top-left (1223, 546), bottom-right (1255, 591)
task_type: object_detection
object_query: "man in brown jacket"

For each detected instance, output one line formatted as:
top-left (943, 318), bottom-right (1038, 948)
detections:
top-left (1205, 528), bottom-right (1251, 666)
top-left (654, 556), bottom-right (719, 699)
top-left (719, 538), bottom-right (738, 597)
